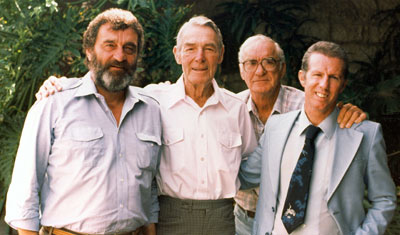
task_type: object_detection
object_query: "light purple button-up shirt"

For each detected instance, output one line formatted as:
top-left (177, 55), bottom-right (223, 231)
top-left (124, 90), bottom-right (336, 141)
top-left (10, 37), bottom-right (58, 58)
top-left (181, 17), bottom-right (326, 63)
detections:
top-left (5, 73), bottom-right (162, 234)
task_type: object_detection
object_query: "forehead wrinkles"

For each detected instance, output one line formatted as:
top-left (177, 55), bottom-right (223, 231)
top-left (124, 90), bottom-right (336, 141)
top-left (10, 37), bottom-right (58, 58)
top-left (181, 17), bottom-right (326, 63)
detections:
top-left (97, 24), bottom-right (137, 44)
top-left (179, 26), bottom-right (219, 49)
top-left (243, 41), bottom-right (276, 60)
top-left (308, 54), bottom-right (344, 75)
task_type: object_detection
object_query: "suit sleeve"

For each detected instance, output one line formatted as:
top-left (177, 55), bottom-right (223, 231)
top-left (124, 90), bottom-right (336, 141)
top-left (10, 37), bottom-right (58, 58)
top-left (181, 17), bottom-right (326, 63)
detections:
top-left (355, 123), bottom-right (397, 235)
top-left (239, 123), bottom-right (269, 190)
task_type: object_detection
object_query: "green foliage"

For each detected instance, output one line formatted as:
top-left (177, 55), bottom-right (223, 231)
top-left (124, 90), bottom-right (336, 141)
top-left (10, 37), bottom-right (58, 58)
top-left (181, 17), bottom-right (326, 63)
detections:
top-left (0, 1), bottom-right (101, 220)
top-left (0, 2), bottom-right (192, 227)
top-left (214, 0), bottom-right (316, 90)
top-left (115, 0), bottom-right (192, 85)
top-left (341, 3), bottom-right (400, 120)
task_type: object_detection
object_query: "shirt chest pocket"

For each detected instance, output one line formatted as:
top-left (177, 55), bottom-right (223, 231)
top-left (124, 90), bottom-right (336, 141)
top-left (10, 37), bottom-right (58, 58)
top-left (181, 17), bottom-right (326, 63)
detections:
top-left (135, 132), bottom-right (161, 171)
top-left (161, 128), bottom-right (184, 171)
top-left (216, 131), bottom-right (243, 171)
top-left (218, 131), bottom-right (242, 151)
top-left (59, 126), bottom-right (105, 168)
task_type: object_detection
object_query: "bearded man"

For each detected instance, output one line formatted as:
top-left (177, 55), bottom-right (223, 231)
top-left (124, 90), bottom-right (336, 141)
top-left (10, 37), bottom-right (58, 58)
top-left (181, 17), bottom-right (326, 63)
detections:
top-left (5, 8), bottom-right (161, 235)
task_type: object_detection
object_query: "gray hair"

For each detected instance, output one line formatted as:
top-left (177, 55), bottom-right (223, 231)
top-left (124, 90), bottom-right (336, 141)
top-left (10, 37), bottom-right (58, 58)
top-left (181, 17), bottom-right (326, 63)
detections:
top-left (238, 34), bottom-right (285, 64)
top-left (176, 16), bottom-right (224, 52)
top-left (301, 41), bottom-right (349, 78)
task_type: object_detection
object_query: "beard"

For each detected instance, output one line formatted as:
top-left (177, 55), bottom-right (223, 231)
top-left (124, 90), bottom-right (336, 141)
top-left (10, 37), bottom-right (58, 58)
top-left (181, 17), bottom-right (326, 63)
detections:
top-left (88, 53), bottom-right (137, 92)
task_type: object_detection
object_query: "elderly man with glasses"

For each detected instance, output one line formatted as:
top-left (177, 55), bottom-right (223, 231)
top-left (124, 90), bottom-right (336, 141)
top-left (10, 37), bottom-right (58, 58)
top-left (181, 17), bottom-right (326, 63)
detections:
top-left (234, 35), bottom-right (366, 235)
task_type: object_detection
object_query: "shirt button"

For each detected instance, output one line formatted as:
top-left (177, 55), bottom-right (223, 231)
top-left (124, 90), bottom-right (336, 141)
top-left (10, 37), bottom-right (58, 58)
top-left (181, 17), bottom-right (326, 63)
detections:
top-left (201, 134), bottom-right (204, 138)
top-left (120, 178), bottom-right (124, 182)
top-left (200, 157), bottom-right (204, 161)
top-left (201, 180), bottom-right (205, 184)
top-left (119, 153), bottom-right (123, 158)
top-left (120, 204), bottom-right (123, 208)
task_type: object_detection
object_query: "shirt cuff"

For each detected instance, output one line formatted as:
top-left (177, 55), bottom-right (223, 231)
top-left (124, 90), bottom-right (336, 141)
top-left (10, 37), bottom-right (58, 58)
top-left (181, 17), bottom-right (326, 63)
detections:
top-left (148, 213), bottom-right (159, 224)
top-left (7, 218), bottom-right (40, 232)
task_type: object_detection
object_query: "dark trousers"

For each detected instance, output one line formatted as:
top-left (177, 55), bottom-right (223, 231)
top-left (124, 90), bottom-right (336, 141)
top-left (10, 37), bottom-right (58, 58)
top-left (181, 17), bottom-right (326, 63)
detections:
top-left (157, 195), bottom-right (235, 235)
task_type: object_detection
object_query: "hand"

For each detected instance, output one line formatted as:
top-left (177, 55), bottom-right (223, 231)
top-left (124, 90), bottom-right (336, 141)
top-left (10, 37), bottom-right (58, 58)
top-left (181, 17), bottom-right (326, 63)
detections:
top-left (17, 228), bottom-right (39, 235)
top-left (158, 81), bottom-right (171, 85)
top-left (336, 102), bottom-right (367, 128)
top-left (35, 76), bottom-right (64, 101)
top-left (142, 223), bottom-right (156, 235)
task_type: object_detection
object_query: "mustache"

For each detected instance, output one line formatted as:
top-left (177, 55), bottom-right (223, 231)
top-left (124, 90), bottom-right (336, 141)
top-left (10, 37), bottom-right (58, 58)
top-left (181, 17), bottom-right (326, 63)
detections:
top-left (106, 60), bottom-right (137, 76)
top-left (106, 60), bottom-right (130, 70)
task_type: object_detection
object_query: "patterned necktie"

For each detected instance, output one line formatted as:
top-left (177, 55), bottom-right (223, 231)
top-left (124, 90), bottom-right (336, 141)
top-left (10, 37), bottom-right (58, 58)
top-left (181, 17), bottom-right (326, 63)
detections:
top-left (281, 125), bottom-right (321, 234)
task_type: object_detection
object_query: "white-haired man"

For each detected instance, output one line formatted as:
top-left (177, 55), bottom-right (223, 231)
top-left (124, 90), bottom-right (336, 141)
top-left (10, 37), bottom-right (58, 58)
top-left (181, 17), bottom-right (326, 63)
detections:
top-left (234, 35), bottom-right (366, 234)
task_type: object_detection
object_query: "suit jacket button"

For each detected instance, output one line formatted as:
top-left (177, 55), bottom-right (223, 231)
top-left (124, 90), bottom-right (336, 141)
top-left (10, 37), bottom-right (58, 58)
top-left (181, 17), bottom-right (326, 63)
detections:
top-left (272, 207), bottom-right (275, 212)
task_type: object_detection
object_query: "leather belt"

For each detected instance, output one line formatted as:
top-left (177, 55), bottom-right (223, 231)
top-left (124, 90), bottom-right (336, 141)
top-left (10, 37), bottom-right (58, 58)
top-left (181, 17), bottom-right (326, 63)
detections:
top-left (43, 226), bottom-right (135, 235)
top-left (237, 204), bottom-right (256, 218)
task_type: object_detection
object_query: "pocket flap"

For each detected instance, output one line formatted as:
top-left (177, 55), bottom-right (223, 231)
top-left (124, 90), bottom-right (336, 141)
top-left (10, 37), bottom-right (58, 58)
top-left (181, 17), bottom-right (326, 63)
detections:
top-left (68, 126), bottom-right (103, 141)
top-left (162, 128), bottom-right (184, 145)
top-left (218, 132), bottom-right (242, 148)
top-left (136, 132), bottom-right (161, 145)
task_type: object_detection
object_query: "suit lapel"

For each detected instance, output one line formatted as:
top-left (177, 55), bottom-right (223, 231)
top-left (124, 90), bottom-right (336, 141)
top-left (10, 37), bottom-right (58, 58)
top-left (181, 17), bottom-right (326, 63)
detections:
top-left (327, 126), bottom-right (363, 200)
top-left (268, 110), bottom-right (300, 197)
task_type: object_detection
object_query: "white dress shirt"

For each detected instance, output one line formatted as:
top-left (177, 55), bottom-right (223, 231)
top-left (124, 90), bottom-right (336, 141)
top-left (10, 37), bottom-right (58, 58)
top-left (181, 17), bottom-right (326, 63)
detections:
top-left (145, 76), bottom-right (257, 200)
top-left (272, 107), bottom-right (341, 235)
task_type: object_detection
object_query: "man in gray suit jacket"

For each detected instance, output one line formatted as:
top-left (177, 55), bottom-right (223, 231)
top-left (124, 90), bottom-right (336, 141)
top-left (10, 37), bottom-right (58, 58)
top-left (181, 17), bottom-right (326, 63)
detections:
top-left (239, 41), bottom-right (397, 235)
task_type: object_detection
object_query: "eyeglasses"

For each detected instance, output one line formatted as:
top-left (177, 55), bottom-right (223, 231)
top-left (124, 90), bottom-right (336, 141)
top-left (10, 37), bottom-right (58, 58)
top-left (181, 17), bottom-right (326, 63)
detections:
top-left (240, 57), bottom-right (281, 72)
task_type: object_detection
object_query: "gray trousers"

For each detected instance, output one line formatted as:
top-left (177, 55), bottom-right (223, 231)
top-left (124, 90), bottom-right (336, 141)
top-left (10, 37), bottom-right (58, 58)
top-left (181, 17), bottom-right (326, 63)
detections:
top-left (157, 196), bottom-right (235, 235)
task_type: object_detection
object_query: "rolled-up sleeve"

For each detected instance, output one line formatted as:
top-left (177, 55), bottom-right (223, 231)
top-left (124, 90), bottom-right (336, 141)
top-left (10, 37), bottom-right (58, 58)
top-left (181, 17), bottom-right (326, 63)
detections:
top-left (5, 99), bottom-right (54, 231)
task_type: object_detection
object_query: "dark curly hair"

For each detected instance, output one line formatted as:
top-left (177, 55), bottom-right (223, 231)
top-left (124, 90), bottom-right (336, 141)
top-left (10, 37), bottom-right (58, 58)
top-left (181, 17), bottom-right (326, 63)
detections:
top-left (83, 8), bottom-right (144, 65)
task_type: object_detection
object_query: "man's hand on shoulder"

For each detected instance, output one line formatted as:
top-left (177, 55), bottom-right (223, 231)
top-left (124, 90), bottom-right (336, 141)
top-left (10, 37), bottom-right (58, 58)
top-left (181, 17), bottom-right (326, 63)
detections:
top-left (35, 76), bottom-right (64, 101)
top-left (336, 102), bottom-right (367, 128)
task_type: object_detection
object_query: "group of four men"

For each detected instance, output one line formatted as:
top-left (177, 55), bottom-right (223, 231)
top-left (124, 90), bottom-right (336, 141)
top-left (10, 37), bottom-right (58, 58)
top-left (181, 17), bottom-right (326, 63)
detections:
top-left (5, 8), bottom-right (396, 235)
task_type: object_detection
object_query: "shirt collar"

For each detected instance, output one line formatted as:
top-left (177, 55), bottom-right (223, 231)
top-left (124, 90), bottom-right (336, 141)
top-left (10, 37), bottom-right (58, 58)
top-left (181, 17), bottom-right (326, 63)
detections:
top-left (75, 72), bottom-right (97, 97)
top-left (271, 85), bottom-right (286, 115)
top-left (298, 106), bottom-right (339, 139)
top-left (247, 85), bottom-right (284, 116)
top-left (166, 74), bottom-right (228, 110)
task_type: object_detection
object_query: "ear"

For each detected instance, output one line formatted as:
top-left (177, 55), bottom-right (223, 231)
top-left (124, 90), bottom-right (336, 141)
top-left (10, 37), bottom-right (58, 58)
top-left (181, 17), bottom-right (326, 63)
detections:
top-left (279, 62), bottom-right (287, 80)
top-left (218, 46), bottom-right (225, 64)
top-left (239, 63), bottom-right (246, 81)
top-left (339, 79), bottom-right (348, 93)
top-left (86, 49), bottom-right (93, 62)
top-left (173, 46), bottom-right (182, 64)
top-left (298, 70), bottom-right (306, 88)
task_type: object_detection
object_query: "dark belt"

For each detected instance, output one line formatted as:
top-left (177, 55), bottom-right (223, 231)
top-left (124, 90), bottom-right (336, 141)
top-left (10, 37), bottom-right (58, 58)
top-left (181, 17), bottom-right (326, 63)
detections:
top-left (159, 195), bottom-right (234, 210)
top-left (43, 226), bottom-right (136, 235)
top-left (237, 204), bottom-right (256, 218)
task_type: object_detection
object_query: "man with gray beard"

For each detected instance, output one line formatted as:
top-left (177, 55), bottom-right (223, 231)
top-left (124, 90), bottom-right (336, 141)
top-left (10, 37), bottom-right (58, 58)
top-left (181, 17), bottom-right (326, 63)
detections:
top-left (5, 8), bottom-right (161, 235)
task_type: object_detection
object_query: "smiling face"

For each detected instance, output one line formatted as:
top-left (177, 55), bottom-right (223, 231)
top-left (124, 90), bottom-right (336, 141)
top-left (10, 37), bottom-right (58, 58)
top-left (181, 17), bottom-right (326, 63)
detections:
top-left (299, 52), bottom-right (347, 123)
top-left (173, 25), bottom-right (224, 87)
top-left (86, 23), bottom-right (138, 92)
top-left (239, 39), bottom-right (285, 97)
